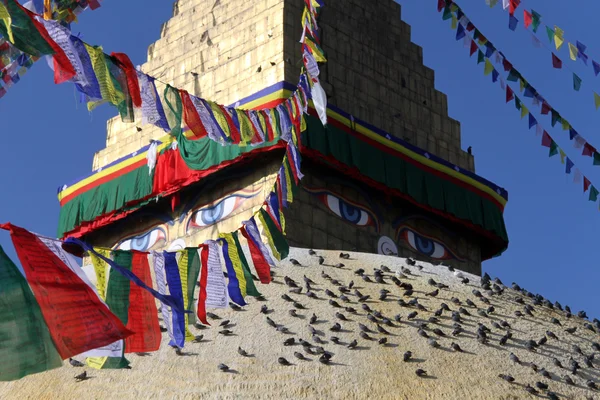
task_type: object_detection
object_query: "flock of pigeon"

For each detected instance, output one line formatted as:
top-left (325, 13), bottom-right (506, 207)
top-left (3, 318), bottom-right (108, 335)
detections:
top-left (63, 248), bottom-right (598, 399)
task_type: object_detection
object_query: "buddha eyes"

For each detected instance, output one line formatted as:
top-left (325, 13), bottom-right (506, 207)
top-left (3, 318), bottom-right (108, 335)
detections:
top-left (324, 194), bottom-right (372, 226)
top-left (116, 227), bottom-right (166, 252)
top-left (397, 227), bottom-right (460, 261)
top-left (186, 190), bottom-right (259, 232)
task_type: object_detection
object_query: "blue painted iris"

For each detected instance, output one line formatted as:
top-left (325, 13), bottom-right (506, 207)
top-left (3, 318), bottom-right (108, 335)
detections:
top-left (116, 227), bottom-right (166, 251)
top-left (397, 227), bottom-right (463, 261)
top-left (326, 194), bottom-right (371, 226)
top-left (187, 192), bottom-right (257, 232)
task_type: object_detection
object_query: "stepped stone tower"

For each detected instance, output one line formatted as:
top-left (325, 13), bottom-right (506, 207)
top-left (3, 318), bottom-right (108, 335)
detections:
top-left (57, 0), bottom-right (509, 275)
top-left (94, 0), bottom-right (472, 171)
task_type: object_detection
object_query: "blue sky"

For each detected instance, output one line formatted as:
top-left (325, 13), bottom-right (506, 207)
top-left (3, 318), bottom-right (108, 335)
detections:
top-left (0, 1), bottom-right (597, 319)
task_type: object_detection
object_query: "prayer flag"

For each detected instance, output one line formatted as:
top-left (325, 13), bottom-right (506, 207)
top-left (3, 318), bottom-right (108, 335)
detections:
top-left (594, 60), bottom-right (600, 76)
top-left (566, 158), bottom-right (574, 174)
top-left (484, 59), bottom-right (494, 76)
top-left (541, 131), bottom-right (552, 147)
top-left (590, 186), bottom-right (599, 202)
top-left (584, 177), bottom-right (591, 192)
top-left (508, 15), bottom-right (518, 31)
top-left (573, 73), bottom-right (581, 91)
top-left (553, 26), bottom-right (564, 50)
top-left (568, 43), bottom-right (578, 61)
top-left (523, 10), bottom-right (532, 28)
top-left (531, 10), bottom-right (541, 32)
top-left (552, 53), bottom-right (562, 69)
top-left (595, 92), bottom-right (600, 110)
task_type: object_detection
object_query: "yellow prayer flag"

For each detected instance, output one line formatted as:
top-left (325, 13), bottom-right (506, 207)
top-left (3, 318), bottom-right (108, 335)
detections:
top-left (43, 0), bottom-right (52, 20)
top-left (90, 248), bottom-right (111, 300)
top-left (554, 26), bottom-right (564, 50)
top-left (595, 92), bottom-right (600, 110)
top-left (561, 119), bottom-right (570, 131)
top-left (568, 43), bottom-right (578, 61)
top-left (451, 15), bottom-right (458, 30)
top-left (176, 251), bottom-right (196, 342)
top-left (519, 78), bottom-right (525, 92)
top-left (559, 149), bottom-right (567, 164)
top-left (0, 3), bottom-right (14, 43)
top-left (484, 59), bottom-right (494, 76)
top-left (520, 105), bottom-right (528, 119)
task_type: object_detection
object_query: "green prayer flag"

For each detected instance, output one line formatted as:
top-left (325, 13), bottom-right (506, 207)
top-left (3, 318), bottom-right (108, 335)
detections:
top-left (442, 7), bottom-right (452, 20)
top-left (0, 245), bottom-right (63, 381)
top-left (573, 73), bottom-right (582, 91)
top-left (589, 186), bottom-right (599, 202)
top-left (551, 110), bottom-right (560, 127)
top-left (546, 26), bottom-right (555, 43)
top-left (507, 69), bottom-right (519, 82)
top-left (164, 84), bottom-right (183, 138)
top-left (0, 0), bottom-right (54, 57)
top-left (515, 97), bottom-right (522, 110)
top-left (185, 249), bottom-right (201, 325)
top-left (593, 152), bottom-right (600, 166)
top-left (549, 140), bottom-right (559, 157)
top-left (531, 10), bottom-right (541, 33)
top-left (477, 50), bottom-right (485, 64)
top-left (231, 232), bottom-right (262, 297)
top-left (259, 209), bottom-right (290, 260)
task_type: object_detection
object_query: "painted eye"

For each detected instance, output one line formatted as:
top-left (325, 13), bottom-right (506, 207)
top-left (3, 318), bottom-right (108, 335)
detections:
top-left (188, 195), bottom-right (244, 229)
top-left (325, 194), bottom-right (371, 226)
top-left (117, 228), bottom-right (166, 251)
top-left (402, 229), bottom-right (450, 260)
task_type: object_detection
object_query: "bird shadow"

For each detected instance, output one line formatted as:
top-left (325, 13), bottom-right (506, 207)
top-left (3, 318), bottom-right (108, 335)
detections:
top-left (75, 377), bottom-right (95, 383)
top-left (382, 343), bottom-right (399, 348)
top-left (353, 345), bottom-right (371, 351)
top-left (325, 361), bottom-right (348, 367)
top-left (419, 374), bottom-right (438, 380)
top-left (135, 353), bottom-right (152, 357)
top-left (224, 369), bottom-right (240, 374)
top-left (176, 352), bottom-right (199, 356)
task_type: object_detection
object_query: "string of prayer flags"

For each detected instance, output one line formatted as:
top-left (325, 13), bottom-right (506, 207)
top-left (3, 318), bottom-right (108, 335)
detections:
top-left (0, 223), bottom-right (133, 360)
top-left (0, 245), bottom-right (63, 381)
top-left (441, 3), bottom-right (600, 211)
top-left (446, 1), bottom-right (600, 168)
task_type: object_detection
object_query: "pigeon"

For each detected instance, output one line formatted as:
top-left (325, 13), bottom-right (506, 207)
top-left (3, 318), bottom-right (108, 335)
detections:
top-left (524, 385), bottom-right (539, 396)
top-left (546, 330), bottom-right (558, 340)
top-left (498, 334), bottom-right (510, 346)
top-left (289, 310), bottom-right (299, 318)
top-left (565, 327), bottom-right (576, 334)
top-left (318, 256), bottom-right (325, 265)
top-left (378, 337), bottom-right (388, 345)
top-left (237, 347), bottom-right (249, 357)
top-left (289, 288), bottom-right (302, 294)
top-left (415, 369), bottom-right (427, 377)
top-left (293, 302), bottom-right (305, 309)
top-left (330, 323), bottom-right (341, 332)
top-left (220, 320), bottom-right (231, 327)
top-left (427, 338), bottom-right (440, 348)
top-left (192, 335), bottom-right (204, 343)
top-left (563, 375), bottom-right (575, 385)
top-left (308, 249), bottom-right (316, 256)
top-left (330, 336), bottom-right (341, 345)
top-left (509, 353), bottom-right (521, 364)
top-left (498, 374), bottom-right (515, 383)
top-left (159, 325), bottom-right (168, 332)
top-left (347, 339), bottom-right (358, 349)
top-left (376, 325), bottom-right (390, 335)
top-left (278, 357), bottom-right (291, 366)
top-left (539, 369), bottom-right (551, 378)
top-left (282, 294), bottom-right (294, 302)
top-left (266, 317), bottom-right (277, 328)
top-left (452, 327), bottom-right (464, 337)
top-left (69, 358), bottom-right (84, 367)
top-left (335, 263), bottom-right (345, 269)
top-left (229, 302), bottom-right (242, 311)
top-left (260, 305), bottom-right (269, 314)
top-left (306, 291), bottom-right (318, 299)
top-left (538, 336), bottom-right (547, 346)
top-left (339, 252), bottom-right (350, 259)
top-left (294, 352), bottom-right (305, 360)
top-left (325, 289), bottom-right (337, 298)
top-left (335, 312), bottom-right (348, 321)
top-left (345, 307), bottom-right (356, 314)
top-left (546, 393), bottom-right (559, 400)
top-left (207, 312), bottom-right (221, 320)
top-left (426, 289), bottom-right (439, 297)
top-left (359, 332), bottom-right (373, 341)
top-left (276, 326), bottom-right (290, 334)
top-left (407, 311), bottom-right (418, 320)
top-left (592, 342), bottom-right (600, 351)
top-left (329, 300), bottom-right (341, 308)
top-left (309, 313), bottom-right (318, 324)
top-left (340, 295), bottom-right (350, 303)
top-left (550, 317), bottom-right (562, 326)
top-left (289, 258), bottom-right (301, 266)
top-left (587, 380), bottom-right (598, 390)
top-left (403, 351), bottom-right (413, 362)
top-left (218, 364), bottom-right (229, 372)
top-left (219, 330), bottom-right (233, 336)
top-left (432, 328), bottom-right (445, 337)
top-left (451, 342), bottom-right (463, 352)
top-left (535, 381), bottom-right (548, 390)
top-left (318, 354), bottom-right (331, 364)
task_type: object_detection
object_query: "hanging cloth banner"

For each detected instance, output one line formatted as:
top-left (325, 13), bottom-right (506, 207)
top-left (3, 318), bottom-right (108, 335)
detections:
top-left (64, 237), bottom-right (187, 314)
top-left (150, 251), bottom-right (175, 344)
top-left (164, 252), bottom-right (186, 348)
top-left (0, 245), bottom-right (63, 381)
top-left (257, 208), bottom-right (290, 261)
top-left (205, 240), bottom-right (228, 309)
top-left (110, 52), bottom-right (142, 108)
top-left (176, 249), bottom-right (201, 342)
top-left (196, 245), bottom-right (210, 326)
top-left (230, 231), bottom-right (262, 297)
top-left (124, 252), bottom-right (161, 353)
top-left (138, 72), bottom-right (169, 131)
top-left (217, 236), bottom-right (246, 306)
top-left (240, 218), bottom-right (274, 284)
top-left (0, 223), bottom-right (132, 360)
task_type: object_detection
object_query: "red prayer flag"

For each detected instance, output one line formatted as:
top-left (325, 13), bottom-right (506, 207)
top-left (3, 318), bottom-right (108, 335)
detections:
top-left (470, 40), bottom-right (478, 56)
top-left (541, 131), bottom-right (552, 147)
top-left (111, 53), bottom-right (142, 108)
top-left (0, 223), bottom-right (132, 359)
top-left (552, 53), bottom-right (562, 69)
top-left (523, 10), bottom-right (532, 28)
top-left (583, 142), bottom-right (596, 157)
top-left (506, 86), bottom-right (514, 103)
top-left (584, 177), bottom-right (592, 192)
top-left (509, 0), bottom-right (521, 16)
top-left (124, 252), bottom-right (161, 353)
top-left (437, 0), bottom-right (445, 12)
top-left (196, 246), bottom-right (210, 326)
top-left (502, 59), bottom-right (513, 72)
top-left (180, 90), bottom-right (207, 139)
top-left (27, 9), bottom-right (75, 84)
top-left (240, 226), bottom-right (272, 284)
top-left (541, 102), bottom-right (551, 115)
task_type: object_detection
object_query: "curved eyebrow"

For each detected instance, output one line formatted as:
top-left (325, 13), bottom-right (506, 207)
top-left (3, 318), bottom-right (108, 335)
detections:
top-left (393, 215), bottom-right (458, 238)
top-left (179, 187), bottom-right (262, 223)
